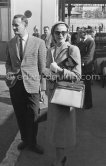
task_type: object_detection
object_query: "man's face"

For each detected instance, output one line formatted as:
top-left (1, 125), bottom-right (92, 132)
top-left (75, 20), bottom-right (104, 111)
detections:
top-left (44, 27), bottom-right (49, 35)
top-left (91, 31), bottom-right (96, 39)
top-left (80, 31), bottom-right (86, 40)
top-left (12, 17), bottom-right (26, 36)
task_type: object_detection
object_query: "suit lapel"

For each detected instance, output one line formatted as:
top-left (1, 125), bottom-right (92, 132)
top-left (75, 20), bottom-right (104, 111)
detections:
top-left (23, 36), bottom-right (34, 57)
top-left (10, 36), bottom-right (20, 61)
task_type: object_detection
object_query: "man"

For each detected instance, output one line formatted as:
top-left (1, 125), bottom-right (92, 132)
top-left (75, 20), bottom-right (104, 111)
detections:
top-left (78, 29), bottom-right (95, 109)
top-left (41, 26), bottom-right (52, 49)
top-left (32, 25), bottom-right (40, 38)
top-left (5, 14), bottom-right (46, 154)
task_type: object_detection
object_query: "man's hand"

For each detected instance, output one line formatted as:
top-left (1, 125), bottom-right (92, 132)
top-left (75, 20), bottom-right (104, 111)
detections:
top-left (40, 91), bottom-right (45, 103)
top-left (6, 72), bottom-right (15, 81)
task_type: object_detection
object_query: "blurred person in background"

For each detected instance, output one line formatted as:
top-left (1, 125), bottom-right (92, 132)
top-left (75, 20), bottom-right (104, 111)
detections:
top-left (32, 25), bottom-right (40, 38)
top-left (41, 26), bottom-right (52, 49)
top-left (78, 28), bottom-right (95, 109)
top-left (71, 32), bottom-right (79, 45)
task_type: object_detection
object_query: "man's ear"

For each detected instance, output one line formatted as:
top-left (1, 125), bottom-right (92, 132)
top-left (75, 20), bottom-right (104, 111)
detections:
top-left (23, 21), bottom-right (28, 27)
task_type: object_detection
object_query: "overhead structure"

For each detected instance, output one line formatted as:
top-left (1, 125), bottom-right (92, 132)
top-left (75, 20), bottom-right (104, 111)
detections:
top-left (59, 0), bottom-right (106, 21)
top-left (65, 0), bottom-right (106, 4)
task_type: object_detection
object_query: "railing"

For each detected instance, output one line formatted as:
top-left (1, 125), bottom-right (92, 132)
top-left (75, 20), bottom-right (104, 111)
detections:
top-left (65, 18), bottom-right (106, 32)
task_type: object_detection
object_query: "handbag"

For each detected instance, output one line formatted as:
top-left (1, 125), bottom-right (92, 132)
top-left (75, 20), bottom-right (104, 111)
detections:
top-left (50, 45), bottom-right (85, 108)
top-left (50, 81), bottom-right (85, 108)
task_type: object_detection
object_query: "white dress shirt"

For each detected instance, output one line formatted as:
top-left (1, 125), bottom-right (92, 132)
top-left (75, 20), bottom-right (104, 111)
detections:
top-left (22, 33), bottom-right (28, 51)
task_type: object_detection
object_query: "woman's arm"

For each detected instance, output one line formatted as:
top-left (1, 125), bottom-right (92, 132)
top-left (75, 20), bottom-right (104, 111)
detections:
top-left (61, 46), bottom-right (81, 81)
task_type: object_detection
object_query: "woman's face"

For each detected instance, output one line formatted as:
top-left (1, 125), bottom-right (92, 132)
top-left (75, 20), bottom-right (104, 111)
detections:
top-left (53, 24), bottom-right (68, 44)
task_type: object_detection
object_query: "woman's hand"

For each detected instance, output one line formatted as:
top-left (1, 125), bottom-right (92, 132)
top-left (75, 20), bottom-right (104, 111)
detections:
top-left (63, 69), bottom-right (77, 80)
top-left (50, 62), bottom-right (63, 73)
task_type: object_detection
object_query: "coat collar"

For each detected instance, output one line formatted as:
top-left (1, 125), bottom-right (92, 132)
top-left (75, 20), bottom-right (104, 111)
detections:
top-left (23, 35), bottom-right (34, 56)
top-left (50, 42), bottom-right (79, 65)
top-left (51, 42), bottom-right (69, 60)
top-left (10, 35), bottom-right (34, 61)
top-left (10, 36), bottom-right (20, 60)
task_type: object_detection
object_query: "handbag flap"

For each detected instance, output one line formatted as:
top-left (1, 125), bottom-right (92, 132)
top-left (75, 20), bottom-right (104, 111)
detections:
top-left (56, 81), bottom-right (85, 91)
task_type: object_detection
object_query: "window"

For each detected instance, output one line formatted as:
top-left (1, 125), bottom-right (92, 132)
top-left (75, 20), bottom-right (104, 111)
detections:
top-left (0, 0), bottom-right (10, 41)
top-left (0, 0), bottom-right (10, 7)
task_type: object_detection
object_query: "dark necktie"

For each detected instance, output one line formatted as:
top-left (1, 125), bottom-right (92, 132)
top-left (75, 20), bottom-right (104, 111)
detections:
top-left (19, 37), bottom-right (23, 61)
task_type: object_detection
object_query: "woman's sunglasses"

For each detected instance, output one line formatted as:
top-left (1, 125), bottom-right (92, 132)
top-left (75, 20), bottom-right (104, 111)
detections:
top-left (54, 31), bottom-right (68, 36)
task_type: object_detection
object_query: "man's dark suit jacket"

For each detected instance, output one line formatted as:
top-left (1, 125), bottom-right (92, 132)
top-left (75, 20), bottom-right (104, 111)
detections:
top-left (78, 37), bottom-right (95, 74)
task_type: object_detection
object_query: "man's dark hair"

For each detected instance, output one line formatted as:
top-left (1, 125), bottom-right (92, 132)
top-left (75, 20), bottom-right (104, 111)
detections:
top-left (86, 29), bottom-right (95, 35)
top-left (71, 32), bottom-right (78, 45)
top-left (13, 14), bottom-right (28, 26)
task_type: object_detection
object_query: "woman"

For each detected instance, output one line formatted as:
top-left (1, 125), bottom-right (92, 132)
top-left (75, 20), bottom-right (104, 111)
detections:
top-left (44, 22), bottom-right (81, 166)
